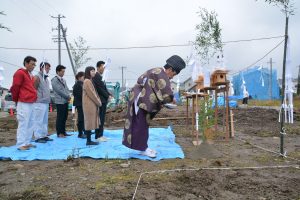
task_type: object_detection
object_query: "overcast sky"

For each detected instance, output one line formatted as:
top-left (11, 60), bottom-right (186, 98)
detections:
top-left (0, 0), bottom-right (299, 89)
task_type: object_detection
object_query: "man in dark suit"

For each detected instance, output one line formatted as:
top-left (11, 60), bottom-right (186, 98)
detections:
top-left (93, 61), bottom-right (110, 141)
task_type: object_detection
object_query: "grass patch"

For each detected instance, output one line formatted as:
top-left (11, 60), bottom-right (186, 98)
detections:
top-left (293, 96), bottom-right (300, 109)
top-left (143, 172), bottom-right (174, 183)
top-left (242, 96), bottom-right (300, 109)
top-left (95, 171), bottom-right (135, 190)
top-left (256, 130), bottom-right (274, 137)
top-left (247, 100), bottom-right (281, 107)
top-left (253, 154), bottom-right (285, 164)
top-left (288, 151), bottom-right (300, 159)
top-left (285, 125), bottom-right (300, 135)
top-left (7, 186), bottom-right (48, 200)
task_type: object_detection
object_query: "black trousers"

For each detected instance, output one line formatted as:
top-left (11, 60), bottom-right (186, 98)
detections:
top-left (56, 103), bottom-right (69, 135)
top-left (242, 97), bottom-right (248, 104)
top-left (95, 102), bottom-right (107, 138)
top-left (76, 106), bottom-right (84, 135)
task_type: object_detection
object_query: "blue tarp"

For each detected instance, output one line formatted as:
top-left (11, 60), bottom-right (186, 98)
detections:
top-left (212, 96), bottom-right (238, 108)
top-left (228, 95), bottom-right (243, 100)
top-left (232, 66), bottom-right (280, 100)
top-left (174, 92), bottom-right (182, 105)
top-left (0, 127), bottom-right (184, 161)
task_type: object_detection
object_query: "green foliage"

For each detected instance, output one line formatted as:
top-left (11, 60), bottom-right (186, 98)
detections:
top-left (195, 7), bottom-right (223, 65)
top-left (246, 99), bottom-right (281, 106)
top-left (69, 36), bottom-right (91, 72)
top-left (66, 147), bottom-right (80, 161)
top-left (0, 11), bottom-right (11, 32)
top-left (198, 97), bottom-right (215, 140)
top-left (257, 0), bottom-right (295, 16)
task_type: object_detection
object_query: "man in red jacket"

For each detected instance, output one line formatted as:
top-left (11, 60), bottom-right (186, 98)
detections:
top-left (10, 56), bottom-right (37, 150)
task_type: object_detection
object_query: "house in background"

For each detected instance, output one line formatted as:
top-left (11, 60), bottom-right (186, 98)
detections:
top-left (0, 87), bottom-right (12, 111)
top-left (0, 86), bottom-right (9, 98)
top-left (170, 80), bottom-right (185, 92)
top-left (183, 77), bottom-right (196, 92)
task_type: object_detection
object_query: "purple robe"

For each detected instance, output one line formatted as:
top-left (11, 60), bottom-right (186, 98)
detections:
top-left (122, 67), bottom-right (174, 151)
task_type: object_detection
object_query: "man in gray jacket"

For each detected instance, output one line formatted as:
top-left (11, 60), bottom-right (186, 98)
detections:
top-left (51, 65), bottom-right (71, 138)
top-left (33, 62), bottom-right (53, 143)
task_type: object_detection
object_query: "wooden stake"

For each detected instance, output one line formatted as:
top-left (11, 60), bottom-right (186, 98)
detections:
top-left (230, 110), bottom-right (234, 137)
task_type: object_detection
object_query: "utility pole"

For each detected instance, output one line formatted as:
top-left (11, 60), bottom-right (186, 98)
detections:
top-left (61, 25), bottom-right (76, 76)
top-left (267, 58), bottom-right (275, 100)
top-left (280, 15), bottom-right (289, 156)
top-left (297, 65), bottom-right (300, 95)
top-left (51, 14), bottom-right (65, 65)
top-left (119, 66), bottom-right (127, 90)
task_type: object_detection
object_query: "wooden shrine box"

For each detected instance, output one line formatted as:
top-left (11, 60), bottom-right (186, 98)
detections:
top-left (210, 70), bottom-right (228, 86)
top-left (195, 75), bottom-right (204, 90)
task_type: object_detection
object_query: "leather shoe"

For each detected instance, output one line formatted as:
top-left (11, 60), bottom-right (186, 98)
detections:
top-left (58, 134), bottom-right (66, 138)
top-left (35, 138), bottom-right (47, 143)
top-left (64, 133), bottom-right (72, 136)
top-left (78, 134), bottom-right (87, 139)
top-left (86, 141), bottom-right (99, 145)
top-left (25, 144), bottom-right (37, 148)
top-left (43, 137), bottom-right (53, 141)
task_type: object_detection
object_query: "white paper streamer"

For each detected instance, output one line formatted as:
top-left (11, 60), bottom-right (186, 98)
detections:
top-left (0, 66), bottom-right (4, 85)
top-left (196, 112), bottom-right (199, 131)
top-left (72, 105), bottom-right (75, 114)
top-left (176, 77), bottom-right (180, 92)
top-left (279, 37), bottom-right (294, 124)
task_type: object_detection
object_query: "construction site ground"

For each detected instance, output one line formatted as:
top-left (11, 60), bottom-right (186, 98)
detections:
top-left (0, 105), bottom-right (299, 200)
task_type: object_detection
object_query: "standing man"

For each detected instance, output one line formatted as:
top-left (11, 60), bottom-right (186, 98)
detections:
top-left (122, 55), bottom-right (186, 158)
top-left (93, 61), bottom-right (110, 142)
top-left (243, 88), bottom-right (249, 105)
top-left (51, 65), bottom-right (71, 138)
top-left (32, 62), bottom-right (53, 143)
top-left (10, 56), bottom-right (37, 150)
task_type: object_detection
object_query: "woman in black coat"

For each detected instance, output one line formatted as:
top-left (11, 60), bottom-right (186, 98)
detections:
top-left (73, 71), bottom-right (86, 138)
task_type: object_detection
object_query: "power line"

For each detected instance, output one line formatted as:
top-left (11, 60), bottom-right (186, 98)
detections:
top-left (0, 59), bottom-right (74, 77)
top-left (0, 59), bottom-right (19, 68)
top-left (42, 0), bottom-right (61, 15)
top-left (9, 0), bottom-right (51, 35)
top-left (0, 35), bottom-right (284, 51)
top-left (28, 0), bottom-right (51, 15)
top-left (0, 59), bottom-right (137, 79)
top-left (229, 39), bottom-right (285, 75)
top-left (222, 35), bottom-right (284, 44)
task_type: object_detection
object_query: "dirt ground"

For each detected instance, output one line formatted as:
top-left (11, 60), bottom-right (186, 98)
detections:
top-left (0, 105), bottom-right (299, 200)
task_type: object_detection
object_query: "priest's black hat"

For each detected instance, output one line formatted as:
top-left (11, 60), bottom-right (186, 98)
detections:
top-left (166, 55), bottom-right (186, 75)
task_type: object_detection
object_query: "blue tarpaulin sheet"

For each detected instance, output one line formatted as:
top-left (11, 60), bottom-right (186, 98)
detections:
top-left (0, 127), bottom-right (184, 161)
top-left (232, 66), bottom-right (280, 100)
top-left (212, 96), bottom-right (238, 108)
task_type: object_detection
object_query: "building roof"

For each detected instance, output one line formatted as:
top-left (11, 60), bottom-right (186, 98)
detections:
top-left (0, 87), bottom-right (8, 91)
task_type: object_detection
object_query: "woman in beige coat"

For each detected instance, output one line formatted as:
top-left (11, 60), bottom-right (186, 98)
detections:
top-left (82, 66), bottom-right (102, 145)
